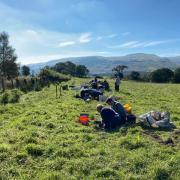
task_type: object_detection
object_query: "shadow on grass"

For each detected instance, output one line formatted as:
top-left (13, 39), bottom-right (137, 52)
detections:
top-left (94, 121), bottom-right (178, 146)
top-left (137, 122), bottom-right (178, 146)
top-left (94, 122), bottom-right (139, 134)
top-left (139, 122), bottom-right (176, 132)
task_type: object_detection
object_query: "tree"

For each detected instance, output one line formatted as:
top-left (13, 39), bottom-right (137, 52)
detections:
top-left (75, 65), bottom-right (89, 77)
top-left (6, 56), bottom-right (19, 88)
top-left (112, 65), bottom-right (128, 78)
top-left (129, 71), bottom-right (140, 81)
top-left (53, 61), bottom-right (76, 76)
top-left (22, 65), bottom-right (30, 76)
top-left (53, 61), bottom-right (89, 77)
top-left (173, 67), bottom-right (180, 83)
top-left (0, 32), bottom-right (18, 91)
top-left (141, 73), bottom-right (151, 82)
top-left (150, 68), bottom-right (174, 83)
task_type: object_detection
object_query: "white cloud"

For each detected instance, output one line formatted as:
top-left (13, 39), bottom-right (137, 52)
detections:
top-left (8, 29), bottom-right (87, 63)
top-left (26, 30), bottom-right (38, 36)
top-left (122, 32), bottom-right (130, 36)
top-left (58, 41), bottom-right (76, 47)
top-left (119, 41), bottom-right (139, 48)
top-left (130, 42), bottom-right (148, 48)
top-left (108, 39), bottom-right (180, 49)
top-left (108, 41), bottom-right (138, 48)
top-left (97, 36), bottom-right (103, 40)
top-left (96, 33), bottom-right (118, 40)
top-left (79, 33), bottom-right (92, 43)
top-left (96, 51), bottom-right (110, 55)
top-left (143, 40), bottom-right (169, 47)
top-left (108, 34), bottom-right (118, 38)
top-left (4, 26), bottom-right (103, 64)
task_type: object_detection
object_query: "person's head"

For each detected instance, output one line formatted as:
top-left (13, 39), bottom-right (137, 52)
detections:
top-left (96, 104), bottom-right (104, 113)
top-left (106, 97), bottom-right (114, 106)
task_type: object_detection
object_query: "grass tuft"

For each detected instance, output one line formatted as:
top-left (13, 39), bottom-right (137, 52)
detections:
top-left (26, 144), bottom-right (44, 157)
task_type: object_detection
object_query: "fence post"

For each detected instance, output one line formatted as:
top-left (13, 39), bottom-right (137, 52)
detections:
top-left (59, 84), bottom-right (62, 97)
top-left (56, 84), bottom-right (58, 98)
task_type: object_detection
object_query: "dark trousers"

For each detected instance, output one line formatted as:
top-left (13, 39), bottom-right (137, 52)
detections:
top-left (115, 83), bottom-right (119, 91)
top-left (104, 116), bottom-right (125, 130)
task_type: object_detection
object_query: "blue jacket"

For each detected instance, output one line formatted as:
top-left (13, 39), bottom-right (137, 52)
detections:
top-left (112, 101), bottom-right (126, 122)
top-left (100, 107), bottom-right (124, 129)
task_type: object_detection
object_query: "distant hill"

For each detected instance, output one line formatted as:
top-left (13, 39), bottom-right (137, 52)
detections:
top-left (169, 56), bottom-right (180, 64)
top-left (28, 53), bottom-right (180, 74)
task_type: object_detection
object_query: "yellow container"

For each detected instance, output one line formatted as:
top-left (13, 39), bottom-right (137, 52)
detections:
top-left (123, 104), bottom-right (132, 113)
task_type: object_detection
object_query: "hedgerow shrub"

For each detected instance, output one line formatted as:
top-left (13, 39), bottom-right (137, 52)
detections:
top-left (39, 68), bottom-right (70, 84)
top-left (9, 89), bottom-right (23, 103)
top-left (0, 89), bottom-right (23, 104)
top-left (0, 92), bottom-right (9, 104)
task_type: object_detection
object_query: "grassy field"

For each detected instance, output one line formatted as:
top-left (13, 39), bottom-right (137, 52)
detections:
top-left (0, 78), bottom-right (180, 179)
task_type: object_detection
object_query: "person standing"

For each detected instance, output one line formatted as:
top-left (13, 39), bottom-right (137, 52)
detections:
top-left (115, 76), bottom-right (120, 91)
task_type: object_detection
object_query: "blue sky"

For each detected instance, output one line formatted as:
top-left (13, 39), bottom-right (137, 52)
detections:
top-left (0, 0), bottom-right (180, 64)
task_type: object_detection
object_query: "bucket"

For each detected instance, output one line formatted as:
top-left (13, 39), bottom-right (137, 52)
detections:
top-left (123, 104), bottom-right (132, 113)
top-left (79, 114), bottom-right (89, 125)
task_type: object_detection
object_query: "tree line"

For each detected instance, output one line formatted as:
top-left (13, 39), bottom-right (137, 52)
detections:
top-left (112, 65), bottom-right (180, 83)
top-left (126, 68), bottom-right (180, 83)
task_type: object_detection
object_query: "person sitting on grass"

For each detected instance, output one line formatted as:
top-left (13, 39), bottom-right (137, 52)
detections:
top-left (90, 77), bottom-right (98, 89)
top-left (96, 104), bottom-right (125, 130)
top-left (106, 97), bottom-right (126, 123)
top-left (139, 111), bottom-right (173, 128)
top-left (103, 80), bottom-right (110, 91)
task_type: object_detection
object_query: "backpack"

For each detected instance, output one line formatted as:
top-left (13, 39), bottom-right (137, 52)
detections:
top-left (126, 114), bottom-right (136, 124)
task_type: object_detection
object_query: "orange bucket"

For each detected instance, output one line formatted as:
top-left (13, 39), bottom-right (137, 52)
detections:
top-left (79, 114), bottom-right (89, 125)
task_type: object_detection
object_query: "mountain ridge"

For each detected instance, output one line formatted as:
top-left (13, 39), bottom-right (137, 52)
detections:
top-left (27, 53), bottom-right (180, 74)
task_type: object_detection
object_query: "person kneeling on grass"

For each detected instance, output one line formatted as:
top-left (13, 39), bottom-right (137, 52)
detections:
top-left (96, 104), bottom-right (125, 130)
top-left (106, 97), bottom-right (126, 123)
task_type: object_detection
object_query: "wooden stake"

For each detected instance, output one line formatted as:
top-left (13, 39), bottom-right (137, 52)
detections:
top-left (56, 85), bottom-right (58, 98)
top-left (59, 84), bottom-right (62, 97)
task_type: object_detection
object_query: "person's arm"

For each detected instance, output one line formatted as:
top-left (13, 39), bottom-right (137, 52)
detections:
top-left (115, 103), bottom-right (122, 113)
top-left (138, 111), bottom-right (152, 119)
top-left (101, 111), bottom-right (107, 124)
top-left (101, 111), bottom-right (111, 129)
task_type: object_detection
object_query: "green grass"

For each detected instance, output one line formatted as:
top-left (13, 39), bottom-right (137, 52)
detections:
top-left (0, 79), bottom-right (180, 179)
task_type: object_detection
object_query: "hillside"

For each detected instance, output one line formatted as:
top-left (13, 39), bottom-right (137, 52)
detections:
top-left (0, 79), bottom-right (180, 179)
top-left (28, 53), bottom-right (180, 74)
top-left (169, 56), bottom-right (180, 64)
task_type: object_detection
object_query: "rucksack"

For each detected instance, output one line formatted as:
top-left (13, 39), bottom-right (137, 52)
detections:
top-left (126, 114), bottom-right (136, 124)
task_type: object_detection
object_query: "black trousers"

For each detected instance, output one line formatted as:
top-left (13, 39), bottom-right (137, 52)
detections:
top-left (104, 116), bottom-right (125, 130)
top-left (115, 83), bottom-right (119, 91)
